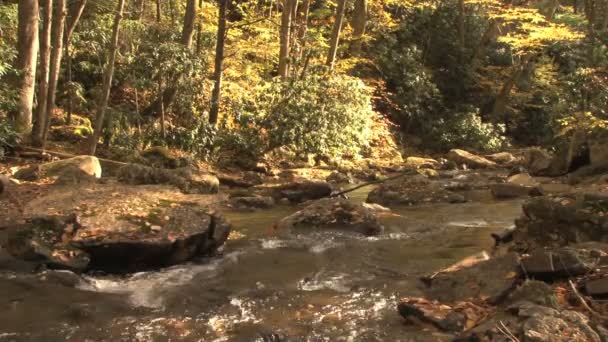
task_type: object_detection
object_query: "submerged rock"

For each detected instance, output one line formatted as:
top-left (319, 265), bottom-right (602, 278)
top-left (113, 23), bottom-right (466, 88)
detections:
top-left (276, 198), bottom-right (383, 236)
top-left (490, 183), bottom-right (543, 199)
top-left (446, 149), bottom-right (497, 169)
top-left (366, 175), bottom-right (465, 206)
top-left (2, 204), bottom-right (231, 273)
top-left (273, 180), bottom-right (332, 203)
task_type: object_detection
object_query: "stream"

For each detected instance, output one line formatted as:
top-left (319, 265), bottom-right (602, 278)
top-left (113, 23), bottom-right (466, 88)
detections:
top-left (0, 187), bottom-right (523, 341)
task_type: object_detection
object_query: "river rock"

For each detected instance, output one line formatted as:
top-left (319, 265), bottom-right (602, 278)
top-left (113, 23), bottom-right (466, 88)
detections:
top-left (485, 152), bottom-right (518, 165)
top-left (14, 156), bottom-right (102, 183)
top-left (398, 297), bottom-right (488, 333)
top-left (117, 164), bottom-right (219, 194)
top-left (446, 149), bottom-right (497, 169)
top-left (404, 156), bottom-right (440, 169)
top-left (229, 196), bottom-right (275, 210)
top-left (2, 204), bottom-right (231, 272)
top-left (273, 180), bottom-right (332, 203)
top-left (366, 175), bottom-right (465, 206)
top-left (490, 183), bottom-right (543, 199)
top-left (504, 280), bottom-right (559, 309)
top-left (423, 253), bottom-right (520, 304)
top-left (520, 248), bottom-right (591, 280)
top-left (276, 198), bottom-right (384, 236)
top-left (326, 171), bottom-right (353, 184)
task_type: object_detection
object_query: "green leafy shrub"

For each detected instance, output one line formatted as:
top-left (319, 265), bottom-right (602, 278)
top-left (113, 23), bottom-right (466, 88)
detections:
top-left (430, 110), bottom-right (507, 152)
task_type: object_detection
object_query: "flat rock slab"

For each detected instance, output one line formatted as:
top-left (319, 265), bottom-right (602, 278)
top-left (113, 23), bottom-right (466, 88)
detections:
top-left (2, 203), bottom-right (231, 273)
top-left (424, 253), bottom-right (520, 304)
top-left (276, 198), bottom-right (383, 236)
top-left (490, 183), bottom-right (543, 199)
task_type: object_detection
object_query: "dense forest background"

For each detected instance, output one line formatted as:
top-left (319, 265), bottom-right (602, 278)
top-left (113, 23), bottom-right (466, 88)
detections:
top-left (0, 0), bottom-right (606, 167)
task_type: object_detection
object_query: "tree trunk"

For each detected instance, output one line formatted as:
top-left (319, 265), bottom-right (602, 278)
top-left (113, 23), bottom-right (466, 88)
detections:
top-left (195, 0), bottom-right (204, 54)
top-left (181, 0), bottom-right (197, 49)
top-left (135, 0), bottom-right (145, 20)
top-left (14, 0), bottom-right (39, 134)
top-left (278, 0), bottom-right (294, 78)
top-left (457, 0), bottom-right (465, 51)
top-left (32, 0), bottom-right (52, 146)
top-left (298, 0), bottom-right (310, 40)
top-left (63, 0), bottom-right (87, 125)
top-left (471, 20), bottom-right (498, 71)
top-left (490, 55), bottom-right (531, 120)
top-left (209, 0), bottom-right (229, 124)
top-left (41, 0), bottom-right (67, 145)
top-left (156, 0), bottom-right (161, 22)
top-left (350, 0), bottom-right (367, 53)
top-left (88, 0), bottom-right (125, 155)
top-left (325, 0), bottom-right (346, 70)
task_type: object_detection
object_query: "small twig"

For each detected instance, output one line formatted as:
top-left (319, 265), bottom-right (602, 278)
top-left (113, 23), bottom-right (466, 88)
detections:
top-left (330, 172), bottom-right (413, 198)
top-left (496, 321), bottom-right (520, 342)
top-left (568, 280), bottom-right (608, 322)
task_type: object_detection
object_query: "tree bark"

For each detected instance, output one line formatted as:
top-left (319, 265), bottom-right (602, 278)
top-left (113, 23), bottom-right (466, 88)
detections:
top-left (14, 0), bottom-right (39, 134)
top-left (135, 0), bottom-right (145, 20)
top-left (156, 0), bottom-right (161, 22)
top-left (457, 0), bottom-right (465, 51)
top-left (278, 0), bottom-right (294, 78)
top-left (350, 0), bottom-right (367, 53)
top-left (32, 0), bottom-right (52, 146)
top-left (209, 0), bottom-right (229, 124)
top-left (41, 0), bottom-right (67, 145)
top-left (181, 0), bottom-right (197, 49)
top-left (64, 0), bottom-right (87, 125)
top-left (88, 0), bottom-right (126, 155)
top-left (195, 0), bottom-right (204, 54)
top-left (325, 0), bottom-right (346, 70)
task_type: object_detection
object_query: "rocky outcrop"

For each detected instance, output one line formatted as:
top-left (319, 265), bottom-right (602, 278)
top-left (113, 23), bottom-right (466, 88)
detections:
top-left (367, 175), bottom-right (465, 206)
top-left (117, 164), bottom-right (219, 194)
top-left (276, 198), bottom-right (384, 236)
top-left (14, 156), bottom-right (102, 184)
top-left (272, 180), bottom-right (332, 204)
top-left (446, 149), bottom-right (497, 169)
top-left (2, 204), bottom-right (231, 273)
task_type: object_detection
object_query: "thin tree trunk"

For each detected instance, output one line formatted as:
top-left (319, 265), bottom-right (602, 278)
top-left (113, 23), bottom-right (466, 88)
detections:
top-left (209, 0), bottom-right (229, 124)
top-left (471, 20), bottom-right (498, 71)
top-left (181, 0), bottom-right (197, 49)
top-left (326, 0), bottom-right (346, 70)
top-left (278, 0), bottom-right (294, 78)
top-left (169, 0), bottom-right (175, 22)
top-left (135, 0), bottom-right (145, 20)
top-left (195, 0), bottom-right (204, 54)
top-left (41, 0), bottom-right (67, 145)
top-left (457, 0), bottom-right (465, 51)
top-left (63, 0), bottom-right (87, 125)
top-left (156, 0), bottom-right (161, 22)
top-left (89, 0), bottom-right (125, 155)
top-left (350, 0), bottom-right (367, 53)
top-left (32, 0), bottom-right (52, 145)
top-left (14, 0), bottom-right (39, 134)
top-left (158, 76), bottom-right (165, 140)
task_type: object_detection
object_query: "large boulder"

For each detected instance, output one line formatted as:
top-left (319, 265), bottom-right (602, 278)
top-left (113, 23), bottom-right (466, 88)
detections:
top-left (117, 164), bottom-right (219, 194)
top-left (276, 198), bottom-right (384, 236)
top-left (2, 203), bottom-right (231, 273)
top-left (14, 156), bottom-right (102, 183)
top-left (446, 149), bottom-right (497, 169)
top-left (272, 180), bottom-right (332, 203)
top-left (366, 175), bottom-right (465, 206)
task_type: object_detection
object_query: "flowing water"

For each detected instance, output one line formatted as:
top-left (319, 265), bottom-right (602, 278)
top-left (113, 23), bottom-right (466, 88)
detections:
top-left (0, 187), bottom-right (523, 341)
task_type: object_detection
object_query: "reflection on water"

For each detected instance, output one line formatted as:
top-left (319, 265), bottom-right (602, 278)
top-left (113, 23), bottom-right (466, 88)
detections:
top-left (0, 186), bottom-right (524, 341)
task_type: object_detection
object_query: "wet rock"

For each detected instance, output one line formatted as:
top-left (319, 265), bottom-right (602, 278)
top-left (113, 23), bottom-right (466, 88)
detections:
top-left (520, 248), bottom-right (590, 280)
top-left (584, 276), bottom-right (608, 297)
top-left (273, 180), bottom-right (332, 203)
top-left (14, 156), bottom-right (102, 183)
top-left (424, 253), bottom-right (520, 304)
top-left (485, 152), bottom-right (518, 166)
top-left (229, 196), bottom-right (275, 210)
top-left (367, 175), bottom-right (465, 206)
top-left (504, 280), bottom-right (559, 309)
top-left (404, 156), bottom-right (440, 169)
top-left (117, 164), bottom-right (219, 194)
top-left (490, 183), bottom-right (543, 199)
top-left (515, 302), bottom-right (601, 342)
top-left (326, 171), bottom-right (353, 184)
top-left (522, 148), bottom-right (557, 176)
top-left (2, 205), bottom-right (231, 273)
top-left (398, 297), bottom-right (488, 333)
top-left (276, 198), bottom-right (384, 236)
top-left (446, 149), bottom-right (497, 169)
